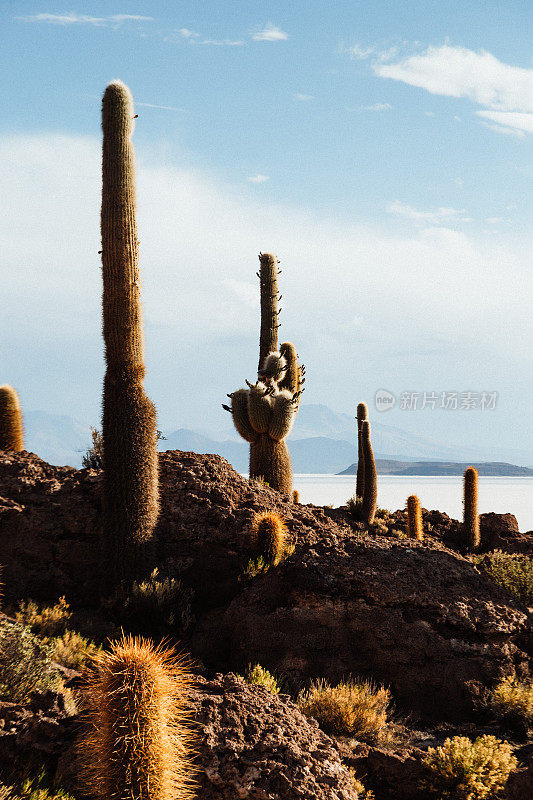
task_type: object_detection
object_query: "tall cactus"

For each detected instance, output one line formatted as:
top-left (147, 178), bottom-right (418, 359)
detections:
top-left (361, 420), bottom-right (377, 525)
top-left (78, 635), bottom-right (195, 800)
top-left (101, 81), bottom-right (159, 585)
top-left (356, 402), bottom-right (368, 500)
top-left (463, 466), bottom-right (480, 551)
top-left (225, 254), bottom-right (304, 495)
top-left (407, 494), bottom-right (423, 540)
top-left (0, 385), bottom-right (24, 451)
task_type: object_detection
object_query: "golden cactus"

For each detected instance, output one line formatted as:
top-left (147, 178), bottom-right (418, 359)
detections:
top-left (78, 635), bottom-right (195, 800)
top-left (407, 495), bottom-right (423, 540)
top-left (258, 253), bottom-right (280, 371)
top-left (464, 466), bottom-right (480, 551)
top-left (0, 385), bottom-right (23, 451)
top-left (292, 489), bottom-right (300, 503)
top-left (100, 81), bottom-right (159, 585)
top-left (251, 511), bottom-right (287, 565)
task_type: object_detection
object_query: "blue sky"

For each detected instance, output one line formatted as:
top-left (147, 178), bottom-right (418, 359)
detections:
top-left (1, 1), bottom-right (532, 461)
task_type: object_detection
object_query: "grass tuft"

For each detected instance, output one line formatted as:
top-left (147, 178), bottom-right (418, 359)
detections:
top-left (474, 551), bottom-right (533, 606)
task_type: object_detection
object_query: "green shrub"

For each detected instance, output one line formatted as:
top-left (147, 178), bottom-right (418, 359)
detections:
top-left (421, 735), bottom-right (517, 799)
top-left (244, 664), bottom-right (280, 694)
top-left (5, 771), bottom-right (76, 800)
top-left (0, 617), bottom-right (63, 702)
top-left (476, 551), bottom-right (533, 606)
top-left (488, 676), bottom-right (533, 727)
top-left (347, 495), bottom-right (363, 520)
top-left (297, 678), bottom-right (395, 745)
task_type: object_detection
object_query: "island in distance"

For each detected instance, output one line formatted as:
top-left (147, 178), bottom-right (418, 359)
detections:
top-left (338, 460), bottom-right (533, 476)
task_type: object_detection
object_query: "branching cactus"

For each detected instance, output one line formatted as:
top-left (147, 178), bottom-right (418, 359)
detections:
top-left (463, 466), bottom-right (480, 551)
top-left (356, 402), bottom-right (368, 500)
top-left (407, 494), bottom-right (423, 540)
top-left (224, 254), bottom-right (304, 495)
top-left (0, 385), bottom-right (24, 451)
top-left (78, 635), bottom-right (195, 800)
top-left (361, 420), bottom-right (377, 525)
top-left (101, 81), bottom-right (159, 586)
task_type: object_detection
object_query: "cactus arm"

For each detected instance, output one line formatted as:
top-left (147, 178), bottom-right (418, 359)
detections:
top-left (268, 390), bottom-right (297, 441)
top-left (230, 388), bottom-right (257, 442)
top-left (407, 494), bottom-right (423, 540)
top-left (247, 382), bottom-right (274, 433)
top-left (464, 467), bottom-right (480, 551)
top-left (258, 253), bottom-right (280, 371)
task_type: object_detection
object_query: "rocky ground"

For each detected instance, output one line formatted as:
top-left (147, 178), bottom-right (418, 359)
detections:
top-left (0, 448), bottom-right (531, 798)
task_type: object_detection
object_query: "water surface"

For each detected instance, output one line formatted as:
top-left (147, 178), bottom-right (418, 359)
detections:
top-left (291, 475), bottom-right (533, 533)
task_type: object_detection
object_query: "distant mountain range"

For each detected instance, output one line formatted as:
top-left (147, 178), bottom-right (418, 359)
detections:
top-left (339, 460), bottom-right (533, 477)
top-left (21, 405), bottom-right (533, 475)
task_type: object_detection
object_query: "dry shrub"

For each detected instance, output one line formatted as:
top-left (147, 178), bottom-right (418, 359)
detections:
top-left (421, 735), bottom-right (517, 799)
top-left (297, 678), bottom-right (394, 745)
top-left (82, 426), bottom-right (103, 470)
top-left (14, 597), bottom-right (71, 638)
top-left (52, 631), bottom-right (101, 670)
top-left (488, 676), bottom-right (533, 728)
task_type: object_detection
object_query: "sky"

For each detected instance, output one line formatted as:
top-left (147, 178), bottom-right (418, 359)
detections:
top-left (1, 1), bottom-right (532, 462)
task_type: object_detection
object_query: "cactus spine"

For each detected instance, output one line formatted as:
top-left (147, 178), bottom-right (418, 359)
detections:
top-left (463, 466), bottom-right (480, 551)
top-left (79, 635), bottom-right (195, 800)
top-left (252, 511), bottom-right (286, 566)
top-left (407, 495), bottom-right (423, 540)
top-left (101, 81), bottom-right (159, 585)
top-left (226, 254), bottom-right (304, 495)
top-left (356, 402), bottom-right (368, 500)
top-left (361, 420), bottom-right (377, 525)
top-left (0, 385), bottom-right (24, 451)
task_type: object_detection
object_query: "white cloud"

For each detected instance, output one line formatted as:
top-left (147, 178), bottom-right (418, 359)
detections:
top-left (247, 174), bottom-right (270, 183)
top-left (198, 39), bottom-right (245, 46)
top-left (375, 44), bottom-right (533, 111)
top-left (344, 43), bottom-right (376, 60)
top-left (387, 200), bottom-right (470, 225)
top-left (425, 111), bottom-right (436, 117)
top-left (482, 122), bottom-right (526, 139)
top-left (476, 110), bottom-right (533, 134)
top-left (18, 13), bottom-right (152, 27)
top-left (1, 133), bottom-right (531, 439)
top-left (252, 24), bottom-right (288, 42)
top-left (372, 43), bottom-right (533, 136)
top-left (453, 177), bottom-right (464, 187)
top-left (179, 28), bottom-right (200, 38)
top-left (294, 93), bottom-right (314, 101)
top-left (136, 102), bottom-right (188, 113)
top-left (486, 217), bottom-right (505, 224)
top-left (360, 102), bottom-right (392, 111)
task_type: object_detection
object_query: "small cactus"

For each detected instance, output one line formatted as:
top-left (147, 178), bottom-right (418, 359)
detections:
top-left (292, 489), bottom-right (300, 503)
top-left (356, 402), bottom-right (368, 501)
top-left (78, 635), bottom-right (195, 800)
top-left (226, 254), bottom-right (304, 494)
top-left (251, 511), bottom-right (287, 565)
top-left (0, 385), bottom-right (23, 451)
top-left (361, 420), bottom-right (377, 526)
top-left (464, 466), bottom-right (480, 551)
top-left (407, 495), bottom-right (423, 540)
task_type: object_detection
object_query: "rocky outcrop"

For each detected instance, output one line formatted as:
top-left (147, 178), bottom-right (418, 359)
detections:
top-left (0, 678), bottom-right (359, 800)
top-left (0, 450), bottom-right (531, 724)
